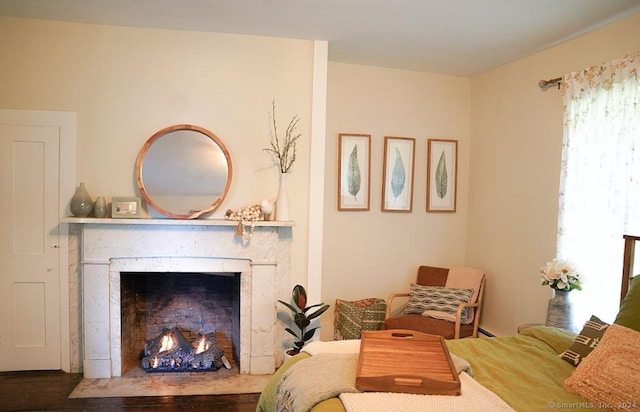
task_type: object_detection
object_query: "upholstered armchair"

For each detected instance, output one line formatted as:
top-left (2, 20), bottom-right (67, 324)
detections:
top-left (384, 265), bottom-right (486, 339)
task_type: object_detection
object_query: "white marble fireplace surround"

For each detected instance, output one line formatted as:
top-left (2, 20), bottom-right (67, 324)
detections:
top-left (67, 218), bottom-right (292, 379)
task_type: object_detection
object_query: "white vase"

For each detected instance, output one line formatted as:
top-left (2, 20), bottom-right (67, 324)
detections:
top-left (545, 289), bottom-right (573, 331)
top-left (275, 172), bottom-right (290, 221)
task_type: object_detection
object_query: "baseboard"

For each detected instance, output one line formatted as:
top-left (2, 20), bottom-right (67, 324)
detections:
top-left (478, 327), bottom-right (496, 337)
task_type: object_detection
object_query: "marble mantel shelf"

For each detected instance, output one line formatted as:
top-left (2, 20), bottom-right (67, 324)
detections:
top-left (62, 217), bottom-right (295, 227)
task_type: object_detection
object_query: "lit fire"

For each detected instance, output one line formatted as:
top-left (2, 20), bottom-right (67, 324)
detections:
top-left (159, 334), bottom-right (175, 353)
top-left (195, 335), bottom-right (209, 355)
top-left (142, 329), bottom-right (228, 372)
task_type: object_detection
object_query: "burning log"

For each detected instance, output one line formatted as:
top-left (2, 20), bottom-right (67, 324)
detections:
top-left (141, 328), bottom-right (230, 372)
top-left (189, 331), bottom-right (223, 369)
top-left (144, 327), bottom-right (191, 356)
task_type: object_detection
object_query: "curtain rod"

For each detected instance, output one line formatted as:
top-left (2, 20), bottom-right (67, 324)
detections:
top-left (538, 76), bottom-right (562, 90)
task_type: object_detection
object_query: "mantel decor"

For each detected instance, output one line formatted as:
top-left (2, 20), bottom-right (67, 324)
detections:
top-left (263, 100), bottom-right (301, 221)
top-left (225, 204), bottom-right (264, 240)
top-left (111, 197), bottom-right (141, 218)
top-left (135, 124), bottom-right (233, 219)
top-left (70, 182), bottom-right (94, 217)
top-left (93, 196), bottom-right (107, 218)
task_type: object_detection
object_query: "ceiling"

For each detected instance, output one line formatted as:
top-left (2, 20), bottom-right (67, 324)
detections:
top-left (1, 0), bottom-right (639, 75)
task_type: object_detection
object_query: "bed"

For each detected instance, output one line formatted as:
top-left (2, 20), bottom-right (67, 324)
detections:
top-left (257, 237), bottom-right (640, 411)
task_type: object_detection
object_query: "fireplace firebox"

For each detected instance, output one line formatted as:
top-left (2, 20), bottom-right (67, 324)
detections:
top-left (120, 272), bottom-right (239, 374)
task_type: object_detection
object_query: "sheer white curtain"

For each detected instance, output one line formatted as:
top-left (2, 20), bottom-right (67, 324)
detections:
top-left (557, 51), bottom-right (640, 327)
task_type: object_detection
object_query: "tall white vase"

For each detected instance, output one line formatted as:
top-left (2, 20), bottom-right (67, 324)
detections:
top-left (275, 172), bottom-right (290, 221)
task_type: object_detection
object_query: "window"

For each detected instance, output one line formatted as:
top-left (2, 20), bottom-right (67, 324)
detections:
top-left (557, 52), bottom-right (640, 328)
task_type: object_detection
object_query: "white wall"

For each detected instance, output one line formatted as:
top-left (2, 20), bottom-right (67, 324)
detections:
top-left (0, 17), bottom-right (315, 291)
top-left (322, 63), bottom-right (471, 338)
top-left (467, 12), bottom-right (640, 336)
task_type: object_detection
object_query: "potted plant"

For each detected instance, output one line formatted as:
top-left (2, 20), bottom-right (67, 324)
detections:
top-left (278, 284), bottom-right (330, 356)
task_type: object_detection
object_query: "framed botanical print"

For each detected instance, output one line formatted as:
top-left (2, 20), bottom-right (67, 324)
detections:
top-left (381, 136), bottom-right (415, 212)
top-left (338, 133), bottom-right (371, 210)
top-left (427, 138), bottom-right (458, 212)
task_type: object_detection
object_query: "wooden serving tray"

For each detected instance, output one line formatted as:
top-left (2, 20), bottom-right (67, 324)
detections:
top-left (356, 329), bottom-right (461, 395)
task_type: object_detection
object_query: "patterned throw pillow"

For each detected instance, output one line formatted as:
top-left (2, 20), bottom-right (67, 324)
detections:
top-left (334, 298), bottom-right (387, 340)
top-left (403, 284), bottom-right (474, 322)
top-left (559, 315), bottom-right (609, 366)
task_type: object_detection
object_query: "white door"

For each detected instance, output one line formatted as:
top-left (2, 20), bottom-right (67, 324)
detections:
top-left (0, 124), bottom-right (61, 371)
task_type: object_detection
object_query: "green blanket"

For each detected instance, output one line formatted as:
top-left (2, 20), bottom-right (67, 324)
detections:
top-left (447, 326), bottom-right (605, 411)
top-left (256, 326), bottom-right (604, 412)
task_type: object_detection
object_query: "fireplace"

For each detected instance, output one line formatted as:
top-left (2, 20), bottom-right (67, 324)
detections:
top-left (70, 219), bottom-right (292, 379)
top-left (120, 272), bottom-right (239, 374)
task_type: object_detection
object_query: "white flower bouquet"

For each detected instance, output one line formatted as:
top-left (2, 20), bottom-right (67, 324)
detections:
top-left (540, 258), bottom-right (582, 291)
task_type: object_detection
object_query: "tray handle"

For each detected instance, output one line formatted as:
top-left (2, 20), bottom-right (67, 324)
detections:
top-left (394, 377), bottom-right (423, 386)
top-left (390, 331), bottom-right (415, 339)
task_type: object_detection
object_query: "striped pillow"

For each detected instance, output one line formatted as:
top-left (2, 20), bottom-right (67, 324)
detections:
top-left (403, 284), bottom-right (474, 321)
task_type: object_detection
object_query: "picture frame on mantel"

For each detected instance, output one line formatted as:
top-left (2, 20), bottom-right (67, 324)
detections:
top-left (427, 138), bottom-right (458, 213)
top-left (111, 196), bottom-right (141, 218)
top-left (338, 133), bottom-right (371, 211)
top-left (381, 136), bottom-right (415, 212)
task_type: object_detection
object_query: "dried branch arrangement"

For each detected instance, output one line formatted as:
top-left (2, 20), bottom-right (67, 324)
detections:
top-left (263, 99), bottom-right (301, 173)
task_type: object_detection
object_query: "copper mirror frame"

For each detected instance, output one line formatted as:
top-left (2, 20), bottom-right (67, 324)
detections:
top-left (135, 124), bottom-right (233, 219)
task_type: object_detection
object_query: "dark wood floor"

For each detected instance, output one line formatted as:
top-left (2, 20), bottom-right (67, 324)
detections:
top-left (0, 370), bottom-right (261, 412)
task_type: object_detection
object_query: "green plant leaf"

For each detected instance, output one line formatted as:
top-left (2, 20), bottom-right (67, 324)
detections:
top-left (347, 145), bottom-right (361, 201)
top-left (306, 304), bottom-right (330, 320)
top-left (294, 313), bottom-right (311, 330)
top-left (391, 147), bottom-right (406, 199)
top-left (303, 328), bottom-right (319, 342)
top-left (277, 300), bottom-right (299, 314)
top-left (303, 302), bottom-right (327, 313)
top-left (284, 328), bottom-right (298, 338)
top-left (435, 151), bottom-right (448, 199)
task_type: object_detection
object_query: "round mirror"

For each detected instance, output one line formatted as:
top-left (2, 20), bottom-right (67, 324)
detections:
top-left (136, 124), bottom-right (232, 219)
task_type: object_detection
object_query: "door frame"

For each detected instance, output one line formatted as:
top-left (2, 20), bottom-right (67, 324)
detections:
top-left (0, 109), bottom-right (76, 372)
